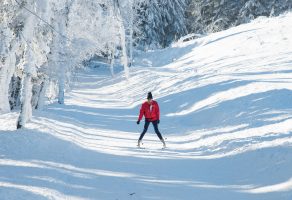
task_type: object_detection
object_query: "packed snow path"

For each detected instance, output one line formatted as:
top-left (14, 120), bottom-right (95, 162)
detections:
top-left (1, 13), bottom-right (292, 200)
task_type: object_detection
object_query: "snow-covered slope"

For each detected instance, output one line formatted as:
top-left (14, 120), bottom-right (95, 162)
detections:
top-left (1, 13), bottom-right (292, 200)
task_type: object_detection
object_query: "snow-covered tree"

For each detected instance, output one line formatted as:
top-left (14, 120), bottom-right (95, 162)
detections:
top-left (50, 2), bottom-right (71, 105)
top-left (186, 0), bottom-right (292, 34)
top-left (1, 0), bottom-right (128, 128)
top-left (118, 0), bottom-right (144, 66)
top-left (136, 0), bottom-right (188, 48)
top-left (15, 0), bottom-right (40, 129)
top-left (0, 5), bottom-right (17, 113)
top-left (17, 44), bottom-right (34, 129)
top-left (106, 1), bottom-right (123, 77)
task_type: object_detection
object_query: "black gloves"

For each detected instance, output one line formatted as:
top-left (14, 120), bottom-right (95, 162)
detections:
top-left (137, 120), bottom-right (140, 124)
top-left (157, 120), bottom-right (160, 124)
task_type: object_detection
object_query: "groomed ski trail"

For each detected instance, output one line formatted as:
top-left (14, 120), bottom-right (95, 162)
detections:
top-left (1, 13), bottom-right (292, 200)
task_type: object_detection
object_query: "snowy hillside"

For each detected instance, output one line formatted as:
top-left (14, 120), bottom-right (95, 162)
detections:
top-left (1, 12), bottom-right (292, 200)
top-left (186, 0), bottom-right (292, 34)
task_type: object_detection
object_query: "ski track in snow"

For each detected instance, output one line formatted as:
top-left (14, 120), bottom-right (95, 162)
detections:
top-left (1, 13), bottom-right (292, 200)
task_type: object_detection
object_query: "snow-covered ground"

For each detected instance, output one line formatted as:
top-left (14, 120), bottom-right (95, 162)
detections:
top-left (1, 13), bottom-right (292, 200)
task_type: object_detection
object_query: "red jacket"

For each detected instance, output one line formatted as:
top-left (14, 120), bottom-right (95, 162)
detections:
top-left (138, 100), bottom-right (160, 122)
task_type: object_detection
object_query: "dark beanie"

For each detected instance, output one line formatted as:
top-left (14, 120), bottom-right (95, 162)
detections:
top-left (147, 92), bottom-right (153, 99)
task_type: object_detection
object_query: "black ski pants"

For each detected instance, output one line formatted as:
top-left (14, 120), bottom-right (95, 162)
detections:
top-left (139, 119), bottom-right (163, 141)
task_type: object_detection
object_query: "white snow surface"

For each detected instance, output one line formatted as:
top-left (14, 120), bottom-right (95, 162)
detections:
top-left (1, 13), bottom-right (292, 200)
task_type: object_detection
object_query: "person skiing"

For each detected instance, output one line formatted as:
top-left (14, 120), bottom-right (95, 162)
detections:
top-left (137, 92), bottom-right (166, 148)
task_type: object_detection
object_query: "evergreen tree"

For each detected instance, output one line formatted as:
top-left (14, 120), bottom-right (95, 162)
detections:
top-left (186, 0), bottom-right (292, 34)
top-left (136, 0), bottom-right (188, 48)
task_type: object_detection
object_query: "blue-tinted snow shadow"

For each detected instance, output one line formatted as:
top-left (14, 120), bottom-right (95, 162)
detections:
top-left (2, 86), bottom-right (292, 199)
top-left (34, 104), bottom-right (139, 137)
top-left (161, 86), bottom-right (292, 155)
top-left (1, 129), bottom-right (292, 200)
top-left (35, 79), bottom-right (250, 134)
top-left (165, 88), bottom-right (292, 129)
top-left (31, 77), bottom-right (292, 158)
top-left (0, 130), bottom-right (144, 199)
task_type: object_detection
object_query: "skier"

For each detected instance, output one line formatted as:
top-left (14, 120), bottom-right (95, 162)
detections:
top-left (137, 92), bottom-right (166, 148)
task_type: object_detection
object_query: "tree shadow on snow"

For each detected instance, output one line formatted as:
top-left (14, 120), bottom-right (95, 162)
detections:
top-left (0, 129), bottom-right (292, 200)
